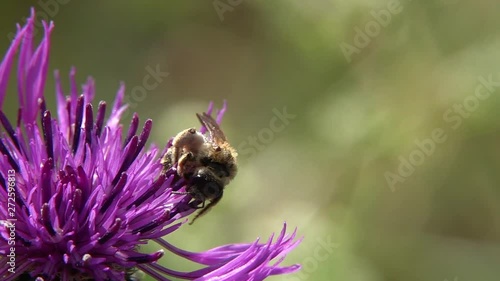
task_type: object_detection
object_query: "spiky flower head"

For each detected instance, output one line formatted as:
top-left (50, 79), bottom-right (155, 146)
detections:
top-left (0, 9), bottom-right (302, 281)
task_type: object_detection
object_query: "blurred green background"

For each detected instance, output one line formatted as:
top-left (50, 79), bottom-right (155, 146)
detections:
top-left (2, 0), bottom-right (500, 280)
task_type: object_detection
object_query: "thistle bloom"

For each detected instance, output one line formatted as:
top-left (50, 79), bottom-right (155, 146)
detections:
top-left (0, 10), bottom-right (301, 281)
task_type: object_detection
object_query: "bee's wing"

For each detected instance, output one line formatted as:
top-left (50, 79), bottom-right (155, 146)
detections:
top-left (196, 113), bottom-right (227, 144)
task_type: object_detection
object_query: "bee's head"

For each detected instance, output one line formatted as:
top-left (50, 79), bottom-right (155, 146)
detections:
top-left (200, 156), bottom-right (234, 182)
top-left (187, 167), bottom-right (225, 225)
top-left (188, 167), bottom-right (224, 201)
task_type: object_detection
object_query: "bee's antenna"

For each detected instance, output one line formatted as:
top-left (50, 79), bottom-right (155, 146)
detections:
top-left (189, 194), bottom-right (223, 225)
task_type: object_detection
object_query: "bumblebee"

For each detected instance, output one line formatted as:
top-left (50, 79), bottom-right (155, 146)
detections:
top-left (162, 113), bottom-right (237, 224)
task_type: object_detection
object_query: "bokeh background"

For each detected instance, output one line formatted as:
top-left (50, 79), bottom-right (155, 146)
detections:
top-left (2, 1), bottom-right (500, 280)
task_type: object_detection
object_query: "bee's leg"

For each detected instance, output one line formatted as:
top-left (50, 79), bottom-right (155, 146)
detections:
top-left (171, 146), bottom-right (181, 168)
top-left (162, 146), bottom-right (191, 175)
top-left (182, 199), bottom-right (205, 209)
top-left (172, 191), bottom-right (191, 195)
top-left (160, 150), bottom-right (173, 174)
top-left (181, 185), bottom-right (206, 209)
top-left (172, 192), bottom-right (205, 209)
top-left (190, 200), bottom-right (205, 209)
top-left (189, 194), bottom-right (222, 225)
top-left (177, 152), bottom-right (200, 177)
top-left (177, 152), bottom-right (195, 176)
top-left (163, 129), bottom-right (197, 170)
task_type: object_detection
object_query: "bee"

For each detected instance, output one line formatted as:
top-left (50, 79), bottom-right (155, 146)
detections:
top-left (161, 112), bottom-right (238, 224)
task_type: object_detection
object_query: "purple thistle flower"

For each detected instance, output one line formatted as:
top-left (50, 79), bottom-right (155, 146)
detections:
top-left (0, 9), bottom-right (302, 281)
